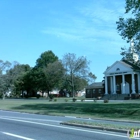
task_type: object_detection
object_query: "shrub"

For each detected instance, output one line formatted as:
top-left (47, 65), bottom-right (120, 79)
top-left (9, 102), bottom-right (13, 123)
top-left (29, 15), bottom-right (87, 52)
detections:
top-left (104, 99), bottom-right (109, 103)
top-left (54, 98), bottom-right (57, 102)
top-left (93, 99), bottom-right (97, 103)
top-left (49, 94), bottom-right (54, 99)
top-left (72, 98), bottom-right (77, 102)
top-left (65, 99), bottom-right (68, 102)
top-left (0, 93), bottom-right (3, 99)
top-left (36, 94), bottom-right (40, 99)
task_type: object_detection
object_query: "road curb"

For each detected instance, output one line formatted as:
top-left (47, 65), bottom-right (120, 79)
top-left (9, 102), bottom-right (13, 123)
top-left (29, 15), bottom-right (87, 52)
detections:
top-left (60, 122), bottom-right (127, 134)
top-left (64, 115), bottom-right (140, 124)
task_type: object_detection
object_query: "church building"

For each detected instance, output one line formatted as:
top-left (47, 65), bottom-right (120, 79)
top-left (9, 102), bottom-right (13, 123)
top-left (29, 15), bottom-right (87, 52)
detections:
top-left (86, 39), bottom-right (140, 99)
top-left (104, 60), bottom-right (140, 95)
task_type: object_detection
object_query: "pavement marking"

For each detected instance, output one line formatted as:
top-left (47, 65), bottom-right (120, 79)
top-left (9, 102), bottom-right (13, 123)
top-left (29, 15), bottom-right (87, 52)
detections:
top-left (65, 116), bottom-right (77, 118)
top-left (0, 115), bottom-right (61, 123)
top-left (2, 132), bottom-right (35, 140)
top-left (0, 116), bottom-right (136, 139)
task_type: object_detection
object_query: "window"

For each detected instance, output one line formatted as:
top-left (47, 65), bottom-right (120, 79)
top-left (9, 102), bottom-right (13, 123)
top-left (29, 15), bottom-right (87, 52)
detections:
top-left (86, 89), bottom-right (90, 94)
top-left (98, 89), bottom-right (102, 93)
top-left (93, 89), bottom-right (95, 93)
top-left (116, 68), bottom-right (120, 71)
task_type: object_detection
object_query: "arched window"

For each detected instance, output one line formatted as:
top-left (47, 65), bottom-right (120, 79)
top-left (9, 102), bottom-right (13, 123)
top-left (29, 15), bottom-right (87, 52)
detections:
top-left (116, 68), bottom-right (120, 71)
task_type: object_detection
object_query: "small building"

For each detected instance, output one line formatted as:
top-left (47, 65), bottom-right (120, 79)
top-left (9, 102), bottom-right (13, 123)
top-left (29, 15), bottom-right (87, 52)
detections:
top-left (77, 89), bottom-right (85, 97)
top-left (85, 82), bottom-right (105, 98)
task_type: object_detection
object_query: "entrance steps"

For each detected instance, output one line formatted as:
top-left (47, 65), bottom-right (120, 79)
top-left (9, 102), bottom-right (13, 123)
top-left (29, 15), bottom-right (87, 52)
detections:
top-left (101, 94), bottom-right (129, 100)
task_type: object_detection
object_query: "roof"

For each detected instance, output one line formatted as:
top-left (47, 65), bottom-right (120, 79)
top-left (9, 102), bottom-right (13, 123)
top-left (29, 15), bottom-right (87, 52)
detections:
top-left (86, 82), bottom-right (104, 89)
top-left (104, 60), bottom-right (140, 75)
top-left (122, 59), bottom-right (140, 70)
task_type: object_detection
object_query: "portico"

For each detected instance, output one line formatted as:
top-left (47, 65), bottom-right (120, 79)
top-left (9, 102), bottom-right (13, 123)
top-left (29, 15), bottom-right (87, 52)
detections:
top-left (104, 60), bottom-right (140, 95)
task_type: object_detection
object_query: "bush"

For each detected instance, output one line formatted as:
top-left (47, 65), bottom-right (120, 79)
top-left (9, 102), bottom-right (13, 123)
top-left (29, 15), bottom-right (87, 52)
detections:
top-left (0, 93), bottom-right (3, 99)
top-left (104, 99), bottom-right (109, 103)
top-left (49, 94), bottom-right (54, 99)
top-left (72, 98), bottom-right (77, 102)
top-left (93, 99), bottom-right (97, 103)
top-left (65, 99), bottom-right (68, 102)
top-left (36, 94), bottom-right (40, 99)
top-left (54, 98), bottom-right (57, 102)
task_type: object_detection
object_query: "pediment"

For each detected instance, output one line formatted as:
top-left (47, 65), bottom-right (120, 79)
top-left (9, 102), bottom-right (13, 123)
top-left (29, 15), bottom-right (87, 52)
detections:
top-left (104, 61), bottom-right (133, 74)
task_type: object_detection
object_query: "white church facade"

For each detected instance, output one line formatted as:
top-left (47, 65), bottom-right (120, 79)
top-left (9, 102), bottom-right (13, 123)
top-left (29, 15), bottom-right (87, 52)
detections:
top-left (104, 60), bottom-right (140, 95)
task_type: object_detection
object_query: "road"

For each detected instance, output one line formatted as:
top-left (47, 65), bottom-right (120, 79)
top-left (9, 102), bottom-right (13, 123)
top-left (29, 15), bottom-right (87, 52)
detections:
top-left (0, 110), bottom-right (138, 140)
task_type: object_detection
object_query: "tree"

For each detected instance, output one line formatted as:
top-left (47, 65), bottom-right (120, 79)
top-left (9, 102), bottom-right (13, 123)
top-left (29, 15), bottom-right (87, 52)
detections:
top-left (88, 72), bottom-right (97, 83)
top-left (31, 51), bottom-right (64, 97)
top-left (6, 64), bottom-right (31, 97)
top-left (116, 0), bottom-right (140, 60)
top-left (0, 60), bottom-right (11, 72)
top-left (35, 50), bottom-right (58, 68)
top-left (62, 53), bottom-right (96, 97)
top-left (0, 60), bottom-right (11, 99)
top-left (41, 61), bottom-right (65, 94)
top-left (74, 77), bottom-right (88, 91)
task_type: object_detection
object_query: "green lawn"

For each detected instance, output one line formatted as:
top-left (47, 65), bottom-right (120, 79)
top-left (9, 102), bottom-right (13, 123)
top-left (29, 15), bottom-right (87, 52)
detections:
top-left (0, 98), bottom-right (140, 121)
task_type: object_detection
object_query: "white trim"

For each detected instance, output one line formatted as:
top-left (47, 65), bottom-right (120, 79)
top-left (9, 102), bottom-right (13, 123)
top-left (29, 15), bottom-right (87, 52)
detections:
top-left (113, 75), bottom-right (116, 94)
top-left (105, 76), bottom-right (108, 94)
top-left (110, 76), bottom-right (113, 94)
top-left (132, 73), bottom-right (136, 93)
top-left (138, 73), bottom-right (140, 93)
top-left (122, 74), bottom-right (125, 94)
top-left (104, 61), bottom-right (134, 75)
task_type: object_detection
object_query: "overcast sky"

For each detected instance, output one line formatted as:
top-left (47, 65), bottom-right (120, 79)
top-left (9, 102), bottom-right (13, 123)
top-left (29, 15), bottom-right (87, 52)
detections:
top-left (0, 0), bottom-right (130, 82)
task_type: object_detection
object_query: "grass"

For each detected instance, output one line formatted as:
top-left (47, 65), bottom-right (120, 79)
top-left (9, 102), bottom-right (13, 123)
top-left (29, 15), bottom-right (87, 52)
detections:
top-left (66, 120), bottom-right (139, 130)
top-left (0, 98), bottom-right (140, 121)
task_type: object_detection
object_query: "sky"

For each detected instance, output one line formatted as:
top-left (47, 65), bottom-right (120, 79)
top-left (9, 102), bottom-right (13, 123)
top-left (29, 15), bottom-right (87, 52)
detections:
top-left (0, 0), bottom-right (130, 82)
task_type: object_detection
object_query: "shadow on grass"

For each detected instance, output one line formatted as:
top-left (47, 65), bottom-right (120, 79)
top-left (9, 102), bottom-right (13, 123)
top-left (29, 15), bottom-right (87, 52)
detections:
top-left (11, 102), bottom-right (140, 120)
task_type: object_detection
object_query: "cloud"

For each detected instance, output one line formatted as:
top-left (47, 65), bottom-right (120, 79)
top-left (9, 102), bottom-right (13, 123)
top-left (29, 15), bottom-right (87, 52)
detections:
top-left (41, 0), bottom-right (127, 55)
top-left (42, 28), bottom-right (83, 40)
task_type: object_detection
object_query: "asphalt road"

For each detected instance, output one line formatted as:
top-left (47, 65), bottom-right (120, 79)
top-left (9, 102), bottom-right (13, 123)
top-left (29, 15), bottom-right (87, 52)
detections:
top-left (0, 110), bottom-right (138, 140)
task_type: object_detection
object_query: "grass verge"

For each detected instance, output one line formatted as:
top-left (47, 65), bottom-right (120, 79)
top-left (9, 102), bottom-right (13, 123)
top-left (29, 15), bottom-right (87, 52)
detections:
top-left (65, 120), bottom-right (139, 130)
top-left (0, 98), bottom-right (140, 121)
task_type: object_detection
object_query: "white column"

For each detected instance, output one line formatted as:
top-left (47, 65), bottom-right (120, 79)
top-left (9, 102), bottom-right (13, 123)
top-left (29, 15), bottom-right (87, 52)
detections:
top-left (138, 73), bottom-right (140, 93)
top-left (113, 75), bottom-right (116, 94)
top-left (122, 74), bottom-right (125, 94)
top-left (110, 77), bottom-right (113, 94)
top-left (132, 73), bottom-right (136, 93)
top-left (105, 76), bottom-right (108, 94)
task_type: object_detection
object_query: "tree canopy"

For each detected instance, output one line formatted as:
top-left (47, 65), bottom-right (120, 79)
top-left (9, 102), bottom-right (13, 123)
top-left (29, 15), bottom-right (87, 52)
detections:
top-left (0, 60), bottom-right (11, 97)
top-left (116, 0), bottom-right (140, 53)
top-left (16, 51), bottom-right (64, 97)
top-left (35, 50), bottom-right (58, 68)
top-left (62, 53), bottom-right (96, 97)
top-left (0, 51), bottom-right (97, 98)
top-left (116, 0), bottom-right (140, 65)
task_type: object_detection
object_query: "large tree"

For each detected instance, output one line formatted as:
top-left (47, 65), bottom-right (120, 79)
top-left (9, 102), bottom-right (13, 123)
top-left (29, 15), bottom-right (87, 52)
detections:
top-left (0, 60), bottom-right (11, 98)
top-left (116, 0), bottom-right (140, 61)
top-left (41, 61), bottom-right (65, 94)
top-left (32, 51), bottom-right (64, 96)
top-left (35, 50), bottom-right (58, 68)
top-left (6, 64), bottom-right (31, 97)
top-left (62, 53), bottom-right (96, 97)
